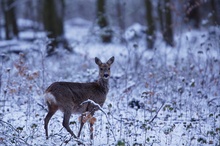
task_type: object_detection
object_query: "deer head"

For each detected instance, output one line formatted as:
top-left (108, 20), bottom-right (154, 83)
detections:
top-left (95, 56), bottom-right (114, 80)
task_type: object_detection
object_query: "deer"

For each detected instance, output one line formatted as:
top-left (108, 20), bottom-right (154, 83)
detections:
top-left (44, 56), bottom-right (114, 141)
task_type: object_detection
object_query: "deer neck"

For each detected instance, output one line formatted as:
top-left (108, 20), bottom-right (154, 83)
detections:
top-left (98, 78), bottom-right (109, 93)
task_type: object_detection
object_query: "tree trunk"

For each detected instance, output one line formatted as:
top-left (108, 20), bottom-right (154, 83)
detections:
top-left (185, 0), bottom-right (201, 28)
top-left (116, 0), bottom-right (125, 42)
top-left (145, 0), bottom-right (155, 49)
top-left (1, 0), bottom-right (19, 40)
top-left (164, 0), bottom-right (174, 46)
top-left (97, 0), bottom-right (112, 43)
top-left (157, 1), bottom-right (164, 35)
top-left (42, 0), bottom-right (71, 56)
top-left (210, 0), bottom-right (220, 25)
top-left (116, 0), bottom-right (125, 31)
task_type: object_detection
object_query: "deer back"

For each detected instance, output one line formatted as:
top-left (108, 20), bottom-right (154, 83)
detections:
top-left (45, 81), bottom-right (108, 114)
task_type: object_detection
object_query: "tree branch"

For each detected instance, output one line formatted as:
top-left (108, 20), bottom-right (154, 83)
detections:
top-left (81, 99), bottom-right (116, 141)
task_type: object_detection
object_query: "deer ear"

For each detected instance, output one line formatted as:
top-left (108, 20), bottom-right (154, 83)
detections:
top-left (95, 57), bottom-right (102, 65)
top-left (107, 56), bottom-right (114, 65)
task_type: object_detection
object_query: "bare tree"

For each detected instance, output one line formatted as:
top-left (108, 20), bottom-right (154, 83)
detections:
top-left (42, 0), bottom-right (71, 56)
top-left (157, 0), bottom-right (174, 47)
top-left (185, 0), bottom-right (201, 28)
top-left (116, 0), bottom-right (126, 42)
top-left (116, 0), bottom-right (126, 31)
top-left (210, 0), bottom-right (220, 25)
top-left (145, 0), bottom-right (155, 49)
top-left (164, 0), bottom-right (174, 46)
top-left (1, 0), bottom-right (19, 40)
top-left (96, 0), bottom-right (112, 43)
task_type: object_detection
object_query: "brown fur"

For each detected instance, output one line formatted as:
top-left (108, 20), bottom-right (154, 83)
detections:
top-left (44, 56), bottom-right (114, 140)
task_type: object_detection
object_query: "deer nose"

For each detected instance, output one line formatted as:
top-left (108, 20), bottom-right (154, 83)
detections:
top-left (104, 74), bottom-right (109, 78)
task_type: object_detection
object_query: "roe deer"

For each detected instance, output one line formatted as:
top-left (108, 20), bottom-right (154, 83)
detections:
top-left (44, 56), bottom-right (114, 140)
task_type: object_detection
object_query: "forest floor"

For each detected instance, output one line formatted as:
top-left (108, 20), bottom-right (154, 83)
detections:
top-left (0, 19), bottom-right (220, 145)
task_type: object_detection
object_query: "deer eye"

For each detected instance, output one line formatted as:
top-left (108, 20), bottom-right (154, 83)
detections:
top-left (108, 68), bottom-right (110, 70)
top-left (100, 68), bottom-right (103, 71)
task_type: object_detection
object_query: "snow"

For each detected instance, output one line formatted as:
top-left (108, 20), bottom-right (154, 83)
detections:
top-left (124, 23), bottom-right (146, 41)
top-left (0, 19), bottom-right (220, 145)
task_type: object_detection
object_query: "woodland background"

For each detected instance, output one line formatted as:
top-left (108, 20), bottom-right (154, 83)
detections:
top-left (0, 0), bottom-right (220, 145)
top-left (1, 0), bottom-right (220, 52)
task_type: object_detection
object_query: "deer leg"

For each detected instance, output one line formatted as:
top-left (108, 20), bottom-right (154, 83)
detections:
top-left (89, 112), bottom-right (96, 140)
top-left (77, 115), bottom-right (85, 138)
top-left (44, 102), bottom-right (58, 139)
top-left (63, 112), bottom-right (77, 138)
top-left (90, 123), bottom-right (94, 140)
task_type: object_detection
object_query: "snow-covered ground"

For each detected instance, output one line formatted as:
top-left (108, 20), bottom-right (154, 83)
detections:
top-left (0, 19), bottom-right (219, 145)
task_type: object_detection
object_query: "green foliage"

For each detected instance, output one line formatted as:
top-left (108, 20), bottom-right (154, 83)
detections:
top-left (116, 140), bottom-right (125, 146)
top-left (197, 137), bottom-right (207, 144)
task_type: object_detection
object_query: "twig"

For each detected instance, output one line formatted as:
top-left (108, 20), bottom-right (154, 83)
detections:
top-left (0, 119), bottom-right (18, 132)
top-left (81, 99), bottom-right (116, 141)
top-left (0, 120), bottom-right (31, 145)
top-left (60, 135), bottom-right (85, 146)
top-left (37, 102), bottom-right (47, 111)
top-left (148, 101), bottom-right (166, 124)
top-left (81, 99), bottom-right (107, 116)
